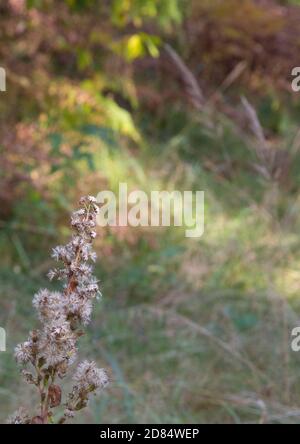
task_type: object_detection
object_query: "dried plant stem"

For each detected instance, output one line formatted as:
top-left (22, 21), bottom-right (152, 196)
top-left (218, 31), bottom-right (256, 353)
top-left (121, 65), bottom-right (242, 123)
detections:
top-left (8, 196), bottom-right (108, 425)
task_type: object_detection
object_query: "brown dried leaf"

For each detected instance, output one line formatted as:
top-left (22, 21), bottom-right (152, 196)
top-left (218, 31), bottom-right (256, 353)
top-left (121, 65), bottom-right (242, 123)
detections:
top-left (48, 384), bottom-right (62, 408)
top-left (31, 416), bottom-right (44, 424)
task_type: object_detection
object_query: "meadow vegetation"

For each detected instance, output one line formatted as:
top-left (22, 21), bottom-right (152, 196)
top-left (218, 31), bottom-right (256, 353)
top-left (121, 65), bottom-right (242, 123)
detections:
top-left (1, 0), bottom-right (300, 423)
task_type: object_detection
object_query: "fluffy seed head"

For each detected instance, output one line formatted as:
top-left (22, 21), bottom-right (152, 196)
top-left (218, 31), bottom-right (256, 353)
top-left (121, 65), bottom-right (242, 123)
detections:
top-left (73, 360), bottom-right (108, 391)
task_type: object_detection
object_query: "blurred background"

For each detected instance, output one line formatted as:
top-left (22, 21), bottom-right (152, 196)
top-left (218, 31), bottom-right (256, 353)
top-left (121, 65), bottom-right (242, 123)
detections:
top-left (2, 0), bottom-right (300, 424)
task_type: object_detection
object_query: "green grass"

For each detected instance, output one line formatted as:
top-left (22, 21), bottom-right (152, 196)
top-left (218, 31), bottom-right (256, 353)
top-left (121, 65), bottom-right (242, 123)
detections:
top-left (2, 113), bottom-right (300, 424)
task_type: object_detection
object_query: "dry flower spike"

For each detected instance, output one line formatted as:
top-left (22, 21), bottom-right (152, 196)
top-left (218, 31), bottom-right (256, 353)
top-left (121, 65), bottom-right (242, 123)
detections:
top-left (8, 196), bottom-right (108, 424)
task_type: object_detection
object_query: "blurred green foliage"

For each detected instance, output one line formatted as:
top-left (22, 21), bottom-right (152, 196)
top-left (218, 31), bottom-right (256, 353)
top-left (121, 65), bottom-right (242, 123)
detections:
top-left (1, 0), bottom-right (300, 424)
